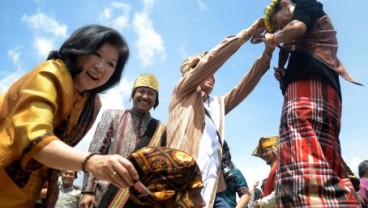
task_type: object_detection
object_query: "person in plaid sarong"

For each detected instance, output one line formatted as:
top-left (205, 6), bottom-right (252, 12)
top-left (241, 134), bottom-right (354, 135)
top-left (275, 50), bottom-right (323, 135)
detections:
top-left (262, 0), bottom-right (362, 207)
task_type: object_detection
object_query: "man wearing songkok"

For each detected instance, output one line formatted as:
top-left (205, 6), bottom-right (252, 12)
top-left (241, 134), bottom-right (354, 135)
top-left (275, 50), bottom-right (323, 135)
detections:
top-left (166, 17), bottom-right (275, 207)
top-left (100, 146), bottom-right (206, 208)
top-left (80, 74), bottom-right (166, 208)
top-left (262, 0), bottom-right (361, 206)
top-left (252, 136), bottom-right (278, 208)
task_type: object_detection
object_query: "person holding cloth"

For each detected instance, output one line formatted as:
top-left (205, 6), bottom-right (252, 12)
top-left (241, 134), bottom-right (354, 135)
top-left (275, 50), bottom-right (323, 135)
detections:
top-left (0, 24), bottom-right (141, 207)
top-left (262, 0), bottom-right (361, 206)
top-left (80, 73), bottom-right (166, 208)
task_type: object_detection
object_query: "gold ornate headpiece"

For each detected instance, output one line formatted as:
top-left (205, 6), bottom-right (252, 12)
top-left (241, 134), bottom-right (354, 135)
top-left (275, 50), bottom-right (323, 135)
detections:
top-left (252, 136), bottom-right (279, 158)
top-left (131, 73), bottom-right (160, 109)
top-left (264, 0), bottom-right (279, 33)
top-left (132, 73), bottom-right (159, 94)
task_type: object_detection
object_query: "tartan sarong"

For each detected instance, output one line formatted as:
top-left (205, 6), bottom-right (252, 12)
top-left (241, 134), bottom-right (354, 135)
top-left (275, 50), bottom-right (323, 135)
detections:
top-left (276, 79), bottom-right (359, 207)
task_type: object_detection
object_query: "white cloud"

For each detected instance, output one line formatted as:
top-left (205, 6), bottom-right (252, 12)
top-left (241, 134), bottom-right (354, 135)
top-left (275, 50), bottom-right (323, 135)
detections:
top-left (33, 37), bottom-right (55, 59)
top-left (1, 47), bottom-right (25, 93)
top-left (21, 12), bottom-right (66, 59)
top-left (237, 153), bottom-right (269, 190)
top-left (7, 46), bottom-right (23, 71)
top-left (100, 76), bottom-right (133, 109)
top-left (99, 0), bottom-right (165, 67)
top-left (0, 73), bottom-right (22, 94)
top-left (21, 12), bottom-right (67, 38)
top-left (100, 2), bottom-right (131, 31)
top-left (347, 153), bottom-right (368, 176)
top-left (133, 12), bottom-right (165, 67)
top-left (143, 0), bottom-right (156, 11)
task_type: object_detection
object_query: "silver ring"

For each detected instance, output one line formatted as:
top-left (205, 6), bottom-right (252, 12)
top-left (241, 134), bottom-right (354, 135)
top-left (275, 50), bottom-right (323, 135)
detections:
top-left (111, 171), bottom-right (117, 178)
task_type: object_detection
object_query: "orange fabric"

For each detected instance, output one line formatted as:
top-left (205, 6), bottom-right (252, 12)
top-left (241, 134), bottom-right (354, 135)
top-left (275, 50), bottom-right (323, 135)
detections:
top-left (0, 60), bottom-right (73, 167)
top-left (263, 161), bottom-right (277, 196)
top-left (0, 59), bottom-right (87, 207)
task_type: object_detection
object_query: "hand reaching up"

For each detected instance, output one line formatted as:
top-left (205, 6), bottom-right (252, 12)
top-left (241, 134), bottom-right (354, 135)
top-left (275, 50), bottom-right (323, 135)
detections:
top-left (248, 17), bottom-right (267, 37)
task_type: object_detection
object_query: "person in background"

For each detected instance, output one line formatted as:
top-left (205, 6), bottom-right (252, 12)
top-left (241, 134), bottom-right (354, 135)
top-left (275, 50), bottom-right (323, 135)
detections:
top-left (252, 136), bottom-right (279, 208)
top-left (262, 0), bottom-right (361, 206)
top-left (55, 170), bottom-right (81, 208)
top-left (247, 181), bottom-right (263, 208)
top-left (358, 160), bottom-right (368, 207)
top-left (215, 141), bottom-right (250, 208)
top-left (0, 24), bottom-right (139, 207)
top-left (80, 74), bottom-right (166, 208)
top-left (166, 17), bottom-right (274, 207)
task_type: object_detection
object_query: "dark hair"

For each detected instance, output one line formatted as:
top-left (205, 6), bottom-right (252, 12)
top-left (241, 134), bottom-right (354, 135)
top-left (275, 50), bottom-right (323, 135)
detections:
top-left (261, 178), bottom-right (267, 190)
top-left (273, 0), bottom-right (283, 14)
top-left (47, 24), bottom-right (129, 94)
top-left (359, 160), bottom-right (368, 177)
top-left (59, 170), bottom-right (78, 179)
top-left (222, 140), bottom-right (231, 161)
top-left (131, 88), bottom-right (159, 109)
top-left (254, 188), bottom-right (263, 200)
top-left (349, 175), bottom-right (360, 191)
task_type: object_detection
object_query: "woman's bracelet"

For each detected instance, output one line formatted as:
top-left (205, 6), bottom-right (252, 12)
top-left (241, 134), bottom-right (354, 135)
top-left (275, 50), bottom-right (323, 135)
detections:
top-left (81, 152), bottom-right (99, 173)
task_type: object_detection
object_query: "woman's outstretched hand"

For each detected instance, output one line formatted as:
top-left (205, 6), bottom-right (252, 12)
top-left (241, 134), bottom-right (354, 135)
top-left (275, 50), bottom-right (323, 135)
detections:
top-left (85, 154), bottom-right (139, 189)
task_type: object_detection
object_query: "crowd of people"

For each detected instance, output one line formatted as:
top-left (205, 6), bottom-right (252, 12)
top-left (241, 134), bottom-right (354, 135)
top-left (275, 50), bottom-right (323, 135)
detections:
top-left (0, 0), bottom-right (366, 207)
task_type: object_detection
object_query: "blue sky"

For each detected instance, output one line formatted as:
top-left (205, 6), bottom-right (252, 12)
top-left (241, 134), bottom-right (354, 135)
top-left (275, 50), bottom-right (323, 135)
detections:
top-left (1, 0), bottom-right (367, 188)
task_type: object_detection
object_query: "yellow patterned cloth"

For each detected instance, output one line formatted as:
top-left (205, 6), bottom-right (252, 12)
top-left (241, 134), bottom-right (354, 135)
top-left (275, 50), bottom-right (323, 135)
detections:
top-left (128, 146), bottom-right (203, 208)
top-left (0, 59), bottom-right (97, 207)
top-left (252, 136), bottom-right (279, 158)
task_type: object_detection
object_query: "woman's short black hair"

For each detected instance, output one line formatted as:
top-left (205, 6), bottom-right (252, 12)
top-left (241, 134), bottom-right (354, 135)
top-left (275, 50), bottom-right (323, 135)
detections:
top-left (47, 24), bottom-right (129, 94)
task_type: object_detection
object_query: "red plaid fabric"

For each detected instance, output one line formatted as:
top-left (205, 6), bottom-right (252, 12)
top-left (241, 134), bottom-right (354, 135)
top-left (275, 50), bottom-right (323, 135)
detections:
top-left (276, 79), bottom-right (359, 207)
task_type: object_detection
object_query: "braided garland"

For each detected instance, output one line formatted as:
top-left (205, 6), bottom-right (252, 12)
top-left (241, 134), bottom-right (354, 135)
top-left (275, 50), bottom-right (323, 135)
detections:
top-left (264, 0), bottom-right (279, 33)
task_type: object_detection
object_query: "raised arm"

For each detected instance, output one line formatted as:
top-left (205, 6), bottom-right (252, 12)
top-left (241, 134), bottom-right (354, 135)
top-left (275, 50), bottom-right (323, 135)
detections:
top-left (176, 18), bottom-right (267, 98)
top-left (224, 43), bottom-right (275, 114)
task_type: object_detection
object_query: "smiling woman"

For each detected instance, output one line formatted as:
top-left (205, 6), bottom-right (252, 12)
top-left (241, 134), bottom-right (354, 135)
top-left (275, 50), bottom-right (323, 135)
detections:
top-left (0, 24), bottom-right (142, 208)
top-left (73, 43), bottom-right (119, 93)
